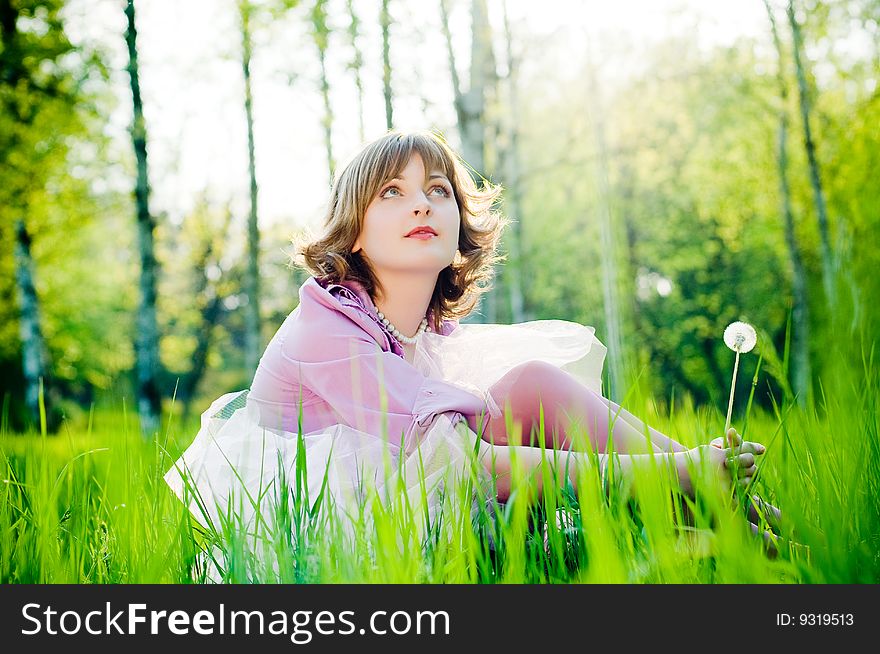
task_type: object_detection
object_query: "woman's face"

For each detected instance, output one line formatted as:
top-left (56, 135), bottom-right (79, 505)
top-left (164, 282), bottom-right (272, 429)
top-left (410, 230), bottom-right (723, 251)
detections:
top-left (352, 153), bottom-right (460, 280)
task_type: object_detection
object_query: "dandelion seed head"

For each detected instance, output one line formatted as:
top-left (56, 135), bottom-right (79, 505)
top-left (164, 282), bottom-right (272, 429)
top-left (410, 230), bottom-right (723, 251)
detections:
top-left (723, 321), bottom-right (757, 353)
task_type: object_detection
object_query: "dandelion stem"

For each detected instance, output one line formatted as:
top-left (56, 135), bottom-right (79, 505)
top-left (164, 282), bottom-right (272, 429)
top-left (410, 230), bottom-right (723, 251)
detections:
top-left (724, 351), bottom-right (741, 444)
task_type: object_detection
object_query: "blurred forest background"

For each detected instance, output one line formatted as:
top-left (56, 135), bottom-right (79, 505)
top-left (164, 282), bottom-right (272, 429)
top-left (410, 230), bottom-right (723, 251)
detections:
top-left (1, 0), bottom-right (877, 436)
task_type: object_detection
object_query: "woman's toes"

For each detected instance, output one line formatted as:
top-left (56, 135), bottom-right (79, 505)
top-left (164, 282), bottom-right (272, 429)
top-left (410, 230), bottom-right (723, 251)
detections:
top-left (749, 521), bottom-right (780, 559)
top-left (747, 495), bottom-right (783, 531)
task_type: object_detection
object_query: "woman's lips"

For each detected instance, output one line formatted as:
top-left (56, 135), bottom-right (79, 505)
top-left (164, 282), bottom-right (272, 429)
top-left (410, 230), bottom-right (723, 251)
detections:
top-left (406, 232), bottom-right (437, 240)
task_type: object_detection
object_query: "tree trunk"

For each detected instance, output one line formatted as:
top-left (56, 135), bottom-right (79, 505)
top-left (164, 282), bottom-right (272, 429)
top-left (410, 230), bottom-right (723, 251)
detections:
top-left (585, 36), bottom-right (625, 402)
top-left (440, 0), bottom-right (496, 323)
top-left (124, 0), bottom-right (162, 437)
top-left (346, 0), bottom-right (366, 143)
top-left (380, 0), bottom-right (393, 130)
top-left (500, 0), bottom-right (527, 324)
top-left (2, 1), bottom-right (54, 432)
top-left (766, 0), bottom-right (811, 407)
top-left (618, 161), bottom-right (642, 354)
top-left (462, 0), bottom-right (491, 176)
top-left (180, 208), bottom-right (233, 418)
top-left (787, 0), bottom-right (835, 312)
top-left (311, 0), bottom-right (335, 181)
top-left (180, 294), bottom-right (223, 420)
top-left (13, 220), bottom-right (50, 430)
top-left (239, 0), bottom-right (262, 376)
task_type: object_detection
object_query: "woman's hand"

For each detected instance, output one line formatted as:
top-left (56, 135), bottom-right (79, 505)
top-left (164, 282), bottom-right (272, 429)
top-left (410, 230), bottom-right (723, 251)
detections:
top-left (700, 444), bottom-right (759, 488)
top-left (710, 427), bottom-right (766, 456)
top-left (710, 427), bottom-right (766, 484)
top-left (709, 427), bottom-right (767, 454)
top-left (710, 427), bottom-right (742, 449)
top-left (675, 432), bottom-right (763, 497)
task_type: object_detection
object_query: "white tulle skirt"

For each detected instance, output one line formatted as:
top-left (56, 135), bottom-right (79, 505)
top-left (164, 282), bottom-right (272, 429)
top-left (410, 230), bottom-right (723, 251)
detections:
top-left (164, 320), bottom-right (606, 549)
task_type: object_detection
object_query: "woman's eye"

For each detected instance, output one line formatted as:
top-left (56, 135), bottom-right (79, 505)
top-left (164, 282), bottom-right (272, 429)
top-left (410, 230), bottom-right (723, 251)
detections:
top-left (381, 185), bottom-right (449, 198)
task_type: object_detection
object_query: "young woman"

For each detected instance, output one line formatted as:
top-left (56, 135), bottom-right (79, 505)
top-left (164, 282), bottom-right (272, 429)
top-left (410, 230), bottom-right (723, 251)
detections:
top-left (165, 130), bottom-right (781, 549)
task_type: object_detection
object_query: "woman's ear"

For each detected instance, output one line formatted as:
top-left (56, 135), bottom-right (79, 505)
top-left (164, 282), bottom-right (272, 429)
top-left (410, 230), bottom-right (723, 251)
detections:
top-left (351, 239), bottom-right (361, 254)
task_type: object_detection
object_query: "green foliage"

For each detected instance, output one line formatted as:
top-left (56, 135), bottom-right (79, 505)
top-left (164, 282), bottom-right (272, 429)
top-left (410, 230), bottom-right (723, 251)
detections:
top-left (514, 16), bottom-right (878, 412)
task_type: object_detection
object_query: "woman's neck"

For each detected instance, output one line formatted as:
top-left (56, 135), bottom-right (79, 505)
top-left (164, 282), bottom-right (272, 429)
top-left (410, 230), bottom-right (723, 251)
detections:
top-left (372, 271), bottom-right (436, 339)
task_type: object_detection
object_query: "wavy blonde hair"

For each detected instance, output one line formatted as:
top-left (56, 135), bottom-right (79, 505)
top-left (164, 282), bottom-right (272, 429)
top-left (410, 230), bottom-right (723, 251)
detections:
top-left (291, 130), bottom-right (509, 331)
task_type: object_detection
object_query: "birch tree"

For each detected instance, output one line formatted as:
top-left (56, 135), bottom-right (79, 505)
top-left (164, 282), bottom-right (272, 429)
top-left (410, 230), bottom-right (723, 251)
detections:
top-left (440, 0), bottom-right (494, 181)
top-left (124, 0), bottom-right (162, 436)
top-left (788, 0), bottom-right (835, 312)
top-left (0, 0), bottom-right (73, 430)
top-left (310, 0), bottom-right (335, 180)
top-left (380, 0), bottom-right (393, 130)
top-left (440, 0), bottom-right (498, 322)
top-left (346, 0), bottom-right (366, 143)
top-left (585, 34), bottom-right (625, 401)
top-left (239, 0), bottom-right (262, 376)
top-left (379, 0), bottom-right (394, 130)
top-left (12, 221), bottom-right (49, 430)
top-left (499, 0), bottom-right (526, 323)
top-left (766, 0), bottom-right (811, 406)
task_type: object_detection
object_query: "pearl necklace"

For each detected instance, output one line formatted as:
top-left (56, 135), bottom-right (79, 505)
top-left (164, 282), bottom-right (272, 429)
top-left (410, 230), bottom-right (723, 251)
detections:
top-left (375, 309), bottom-right (430, 345)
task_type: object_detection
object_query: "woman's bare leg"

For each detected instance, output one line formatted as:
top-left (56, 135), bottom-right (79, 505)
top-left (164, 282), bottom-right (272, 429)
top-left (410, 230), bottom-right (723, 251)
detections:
top-left (473, 436), bottom-right (755, 504)
top-left (463, 362), bottom-right (783, 533)
top-left (597, 394), bottom-right (689, 453)
top-left (473, 361), bottom-right (688, 455)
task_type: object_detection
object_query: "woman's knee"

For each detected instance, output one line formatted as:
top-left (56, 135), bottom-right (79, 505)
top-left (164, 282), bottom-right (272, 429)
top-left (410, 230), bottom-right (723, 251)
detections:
top-left (507, 360), bottom-right (562, 382)
top-left (491, 360), bottom-right (567, 404)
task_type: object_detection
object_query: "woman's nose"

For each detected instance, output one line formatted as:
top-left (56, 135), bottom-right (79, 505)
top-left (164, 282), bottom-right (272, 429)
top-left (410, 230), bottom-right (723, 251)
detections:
top-left (412, 194), bottom-right (432, 216)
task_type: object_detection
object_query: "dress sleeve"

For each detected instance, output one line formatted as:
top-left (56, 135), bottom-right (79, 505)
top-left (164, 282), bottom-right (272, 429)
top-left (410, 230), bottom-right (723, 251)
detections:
top-left (279, 310), bottom-right (490, 453)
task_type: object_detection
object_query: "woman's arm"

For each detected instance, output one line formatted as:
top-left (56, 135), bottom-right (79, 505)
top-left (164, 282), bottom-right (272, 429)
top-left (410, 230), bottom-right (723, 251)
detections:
top-left (474, 438), bottom-right (757, 503)
top-left (281, 310), bottom-right (489, 450)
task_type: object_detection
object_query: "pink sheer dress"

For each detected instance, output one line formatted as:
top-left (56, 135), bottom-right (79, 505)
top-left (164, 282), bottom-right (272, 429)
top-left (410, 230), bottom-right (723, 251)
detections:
top-left (164, 276), bottom-right (609, 540)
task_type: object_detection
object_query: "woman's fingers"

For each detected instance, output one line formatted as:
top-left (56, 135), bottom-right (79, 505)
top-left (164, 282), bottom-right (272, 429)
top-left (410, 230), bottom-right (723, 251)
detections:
top-left (724, 455), bottom-right (758, 482)
top-left (713, 432), bottom-right (768, 454)
top-left (725, 452), bottom-right (756, 468)
top-left (731, 470), bottom-right (757, 483)
top-left (739, 441), bottom-right (766, 455)
top-left (726, 427), bottom-right (742, 447)
top-left (728, 462), bottom-right (757, 476)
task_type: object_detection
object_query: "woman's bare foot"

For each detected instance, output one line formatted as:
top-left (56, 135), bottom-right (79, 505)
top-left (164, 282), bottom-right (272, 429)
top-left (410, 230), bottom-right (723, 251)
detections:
top-left (746, 495), bottom-right (783, 534)
top-left (749, 520), bottom-right (783, 558)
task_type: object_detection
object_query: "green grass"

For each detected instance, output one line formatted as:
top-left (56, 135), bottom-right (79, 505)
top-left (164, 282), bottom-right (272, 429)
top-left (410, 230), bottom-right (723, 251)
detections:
top-left (2, 351), bottom-right (879, 584)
